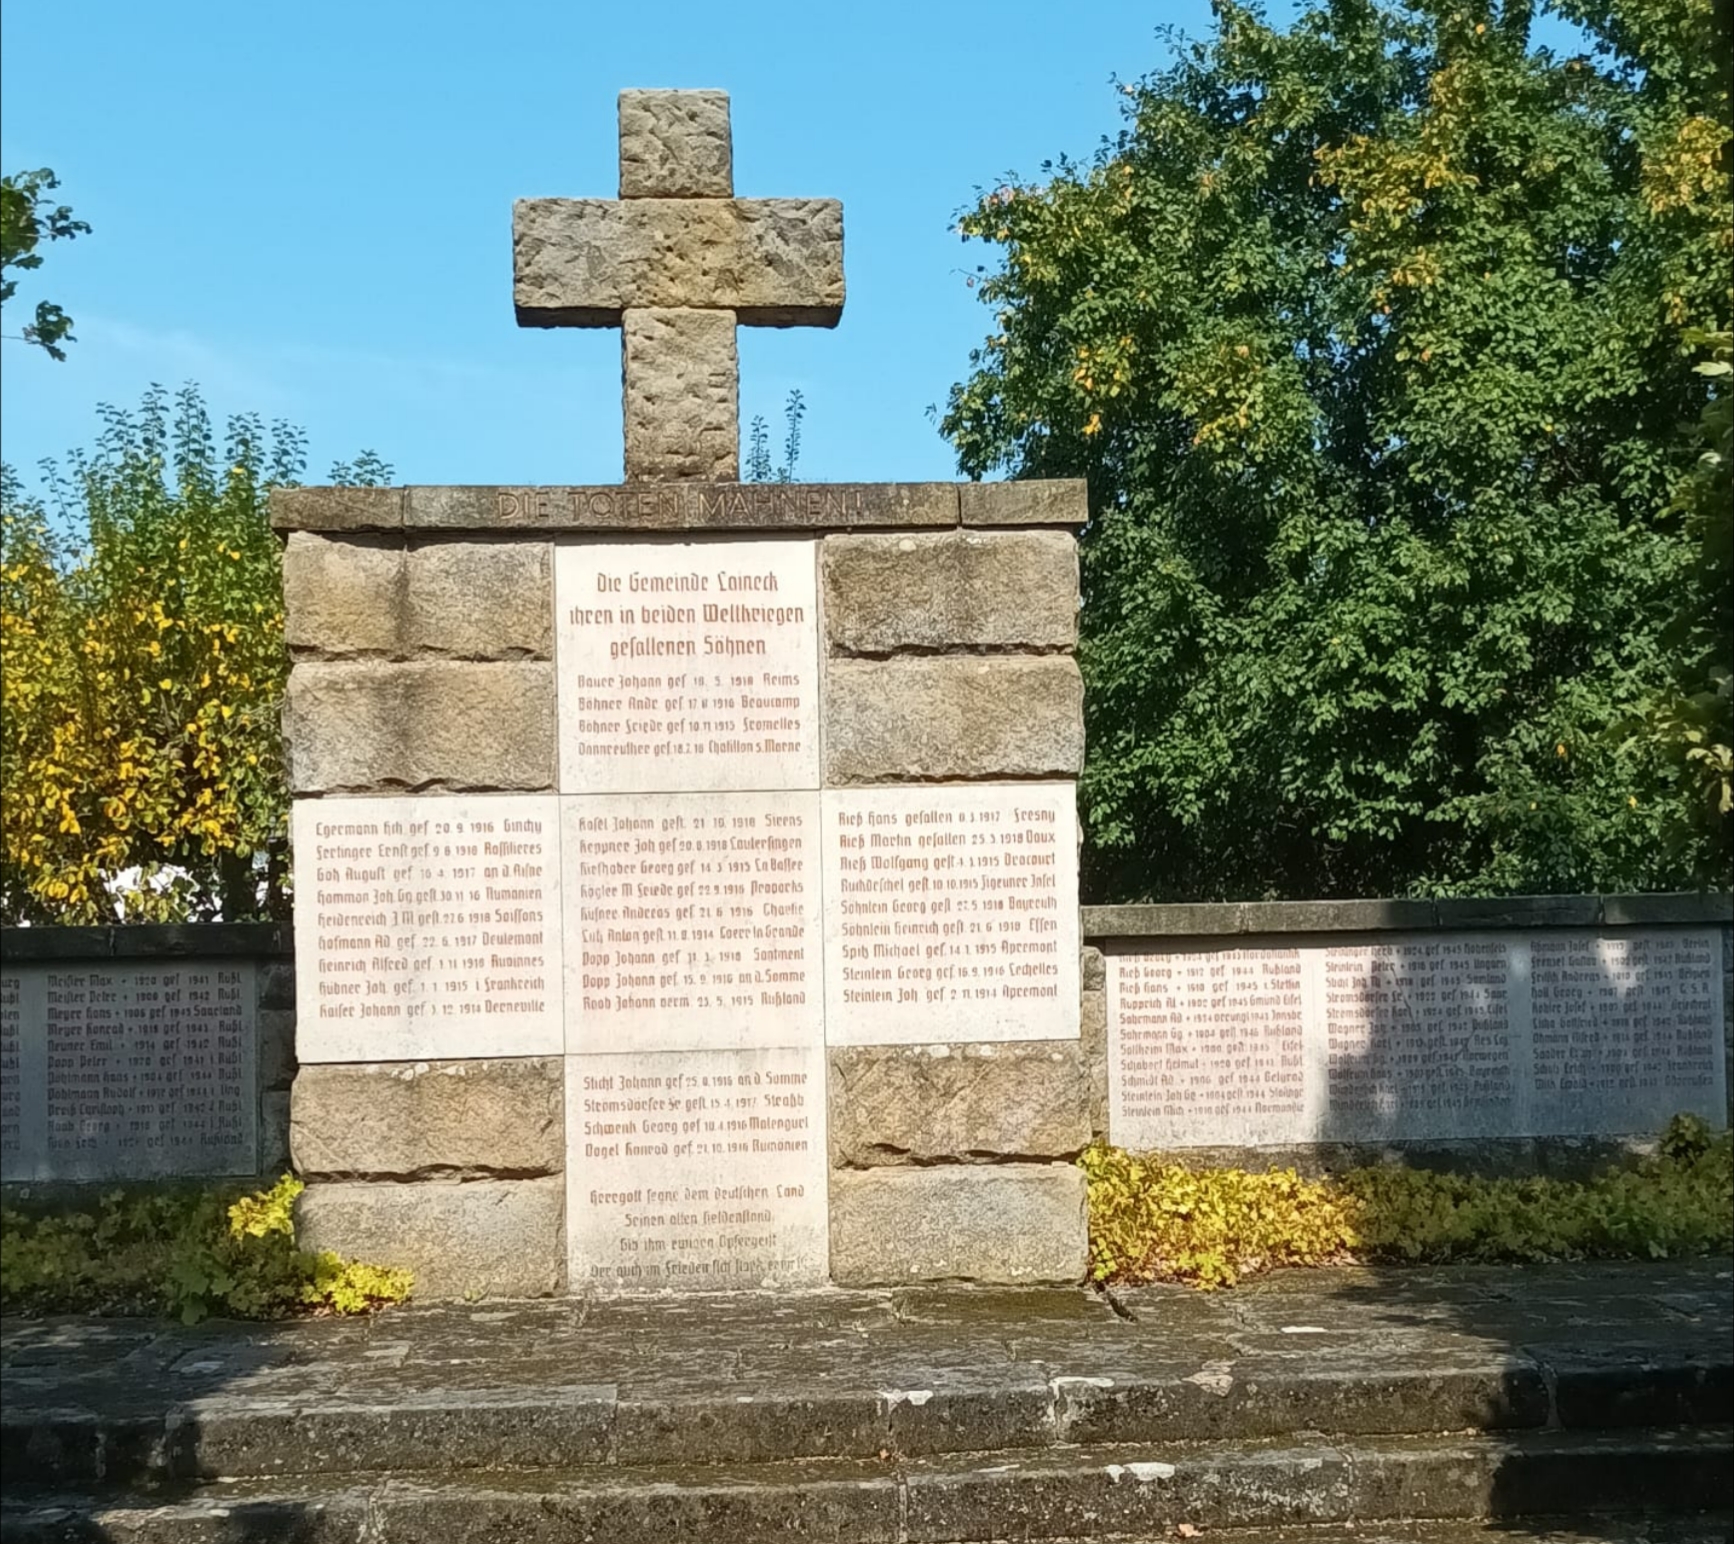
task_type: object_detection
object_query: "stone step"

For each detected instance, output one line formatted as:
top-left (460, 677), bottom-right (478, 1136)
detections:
top-left (2, 1428), bottom-right (1728, 1543)
top-left (5, 1340), bottom-right (1727, 1488)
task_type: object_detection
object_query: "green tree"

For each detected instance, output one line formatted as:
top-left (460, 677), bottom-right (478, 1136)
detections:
top-left (1, 169), bottom-right (91, 361)
top-left (943, 0), bottom-right (1731, 901)
top-left (0, 384), bottom-right (392, 923)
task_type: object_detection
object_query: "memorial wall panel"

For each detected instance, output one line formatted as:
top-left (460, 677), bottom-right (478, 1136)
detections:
top-left (820, 783), bottom-right (1081, 1044)
top-left (1321, 939), bottom-right (1515, 1141)
top-left (565, 1045), bottom-right (828, 1289)
top-left (0, 961), bottom-right (257, 1182)
top-left (1110, 947), bottom-right (1307, 1147)
top-left (1530, 932), bottom-right (1722, 1135)
top-left (293, 794), bottom-right (563, 1062)
top-left (1108, 929), bottom-right (1726, 1150)
top-left (562, 790), bottom-right (822, 1053)
top-left (555, 537), bottom-right (820, 794)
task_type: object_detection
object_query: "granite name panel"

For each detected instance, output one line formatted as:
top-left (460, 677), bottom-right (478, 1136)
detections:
top-left (564, 1043), bottom-right (828, 1290)
top-left (1107, 929), bottom-right (1727, 1149)
top-left (555, 537), bottom-right (820, 794)
top-left (1, 960), bottom-right (257, 1182)
top-left (821, 783), bottom-right (1080, 1044)
top-left (293, 794), bottom-right (564, 1062)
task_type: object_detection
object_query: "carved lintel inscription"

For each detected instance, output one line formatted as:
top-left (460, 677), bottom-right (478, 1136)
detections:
top-left (503, 485), bottom-right (878, 528)
top-left (292, 794), bottom-right (564, 1062)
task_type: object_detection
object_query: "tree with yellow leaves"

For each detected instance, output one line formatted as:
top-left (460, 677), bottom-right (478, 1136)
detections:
top-left (1, 384), bottom-right (390, 922)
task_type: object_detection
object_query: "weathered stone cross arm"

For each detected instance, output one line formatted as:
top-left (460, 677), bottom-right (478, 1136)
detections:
top-left (512, 90), bottom-right (844, 481)
top-left (512, 198), bottom-right (843, 328)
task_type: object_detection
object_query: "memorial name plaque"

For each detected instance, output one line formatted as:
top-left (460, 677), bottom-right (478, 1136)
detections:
top-left (821, 783), bottom-right (1081, 1044)
top-left (1531, 933), bottom-right (1722, 1134)
top-left (293, 794), bottom-right (563, 1062)
top-left (555, 538), bottom-right (820, 793)
top-left (1112, 947), bottom-right (1309, 1147)
top-left (0, 961), bottom-right (257, 1182)
top-left (2, 971), bottom-right (25, 1167)
top-left (562, 790), bottom-right (823, 1053)
top-left (1323, 940), bottom-right (1514, 1141)
top-left (565, 1045), bottom-right (828, 1289)
top-left (1108, 929), bottom-right (1726, 1150)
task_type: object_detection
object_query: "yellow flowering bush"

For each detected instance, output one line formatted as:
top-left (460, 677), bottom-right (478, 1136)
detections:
top-left (1, 383), bottom-right (389, 922)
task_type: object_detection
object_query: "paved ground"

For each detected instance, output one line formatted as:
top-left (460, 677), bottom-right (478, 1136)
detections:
top-left (3, 1259), bottom-right (1729, 1476)
top-left (2, 1262), bottom-right (1729, 1542)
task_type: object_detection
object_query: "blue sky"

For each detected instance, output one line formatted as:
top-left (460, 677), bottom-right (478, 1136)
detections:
top-left (2, 0), bottom-right (1261, 488)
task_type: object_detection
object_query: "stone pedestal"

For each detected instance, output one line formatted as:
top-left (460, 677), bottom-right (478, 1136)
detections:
top-left (277, 480), bottom-right (1090, 1296)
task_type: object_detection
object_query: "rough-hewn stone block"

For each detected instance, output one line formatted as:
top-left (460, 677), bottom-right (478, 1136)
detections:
top-left (829, 1164), bottom-right (1087, 1285)
top-left (296, 1178), bottom-right (564, 1299)
top-left (403, 542), bottom-right (552, 658)
top-left (619, 89), bottom-right (732, 198)
top-left (960, 479), bottom-right (1088, 527)
top-left (290, 1059), bottom-right (564, 1180)
top-left (513, 198), bottom-right (844, 327)
top-left (283, 536), bottom-right (552, 660)
top-left (623, 308), bottom-right (738, 480)
top-left (822, 531), bottom-right (1076, 654)
top-left (282, 534), bottom-right (402, 656)
top-left (824, 657), bottom-right (1083, 782)
top-left (1081, 989), bottom-right (1109, 1140)
top-left (1081, 946), bottom-right (1105, 992)
top-left (284, 661), bottom-right (555, 793)
top-left (269, 487), bottom-right (404, 533)
top-left (260, 1091), bottom-right (291, 1174)
top-left (257, 962), bottom-right (295, 1011)
top-left (829, 1043), bottom-right (1090, 1166)
top-left (257, 1009), bottom-right (297, 1093)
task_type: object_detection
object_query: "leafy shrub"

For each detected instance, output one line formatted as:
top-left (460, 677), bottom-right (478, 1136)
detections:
top-left (1084, 1116), bottom-right (1734, 1288)
top-left (0, 1175), bottom-right (412, 1322)
top-left (1081, 1142), bottom-right (1360, 1288)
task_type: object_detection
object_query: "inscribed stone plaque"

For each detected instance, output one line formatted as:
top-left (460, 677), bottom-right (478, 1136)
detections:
top-left (292, 794), bottom-right (563, 1062)
top-left (1, 971), bottom-right (22, 1170)
top-left (1529, 932), bottom-right (1724, 1134)
top-left (563, 790), bottom-right (823, 1053)
top-left (1106, 927), bottom-right (1726, 1151)
top-left (565, 1045), bottom-right (828, 1290)
top-left (1321, 939), bottom-right (1516, 1141)
top-left (0, 961), bottom-right (256, 1183)
top-left (555, 538), bottom-right (820, 793)
top-left (821, 783), bottom-right (1080, 1044)
top-left (1109, 947), bottom-right (1309, 1148)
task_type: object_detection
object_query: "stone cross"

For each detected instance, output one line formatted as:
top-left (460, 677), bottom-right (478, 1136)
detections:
top-left (513, 91), bottom-right (845, 482)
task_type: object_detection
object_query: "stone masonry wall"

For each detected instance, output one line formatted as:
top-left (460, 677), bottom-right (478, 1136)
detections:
top-left (273, 481), bottom-right (1090, 1297)
top-left (818, 523), bottom-right (1087, 1285)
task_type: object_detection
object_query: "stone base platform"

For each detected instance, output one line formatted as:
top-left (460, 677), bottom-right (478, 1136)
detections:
top-left (3, 1261), bottom-right (1729, 1540)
